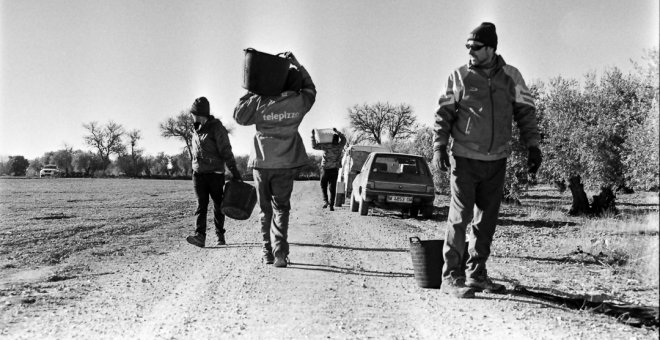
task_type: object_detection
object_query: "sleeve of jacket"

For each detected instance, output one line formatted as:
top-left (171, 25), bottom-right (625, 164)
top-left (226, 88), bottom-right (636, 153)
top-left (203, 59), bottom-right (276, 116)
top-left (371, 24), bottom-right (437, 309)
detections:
top-left (297, 65), bottom-right (317, 113)
top-left (311, 133), bottom-right (320, 150)
top-left (214, 124), bottom-right (238, 171)
top-left (503, 65), bottom-right (541, 147)
top-left (433, 71), bottom-right (460, 152)
top-left (311, 135), bottom-right (330, 151)
top-left (338, 132), bottom-right (347, 148)
top-left (233, 92), bottom-right (260, 126)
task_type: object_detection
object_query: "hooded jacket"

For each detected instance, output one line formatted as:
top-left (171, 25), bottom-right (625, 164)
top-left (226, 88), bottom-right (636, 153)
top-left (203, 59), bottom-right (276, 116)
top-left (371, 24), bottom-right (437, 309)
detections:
top-left (433, 55), bottom-right (540, 161)
top-left (312, 132), bottom-right (346, 169)
top-left (234, 66), bottom-right (316, 169)
top-left (191, 116), bottom-right (238, 174)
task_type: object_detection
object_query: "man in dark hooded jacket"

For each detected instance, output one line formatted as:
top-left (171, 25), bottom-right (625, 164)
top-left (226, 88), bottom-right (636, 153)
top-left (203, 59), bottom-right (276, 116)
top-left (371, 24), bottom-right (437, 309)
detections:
top-left (186, 96), bottom-right (242, 248)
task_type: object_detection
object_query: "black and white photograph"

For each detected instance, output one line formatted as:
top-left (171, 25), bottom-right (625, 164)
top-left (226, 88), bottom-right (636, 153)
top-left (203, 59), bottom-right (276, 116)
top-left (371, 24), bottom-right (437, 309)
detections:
top-left (1, 0), bottom-right (658, 338)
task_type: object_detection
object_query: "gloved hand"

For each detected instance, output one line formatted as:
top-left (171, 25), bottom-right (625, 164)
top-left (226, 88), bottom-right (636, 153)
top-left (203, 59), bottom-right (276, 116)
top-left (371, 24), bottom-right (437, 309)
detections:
top-left (230, 167), bottom-right (242, 181)
top-left (433, 145), bottom-right (450, 172)
top-left (527, 146), bottom-right (542, 174)
top-left (311, 129), bottom-right (315, 136)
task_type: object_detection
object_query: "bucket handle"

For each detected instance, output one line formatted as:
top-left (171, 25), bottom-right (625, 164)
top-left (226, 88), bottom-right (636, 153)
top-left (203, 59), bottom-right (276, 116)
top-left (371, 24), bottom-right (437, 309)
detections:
top-left (244, 47), bottom-right (288, 60)
top-left (409, 236), bottom-right (421, 244)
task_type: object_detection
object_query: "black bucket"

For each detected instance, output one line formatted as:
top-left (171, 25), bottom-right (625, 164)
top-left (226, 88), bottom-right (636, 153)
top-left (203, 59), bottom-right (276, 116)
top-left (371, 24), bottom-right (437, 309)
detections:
top-left (242, 48), bottom-right (291, 96)
top-left (409, 237), bottom-right (470, 288)
top-left (221, 180), bottom-right (258, 220)
top-left (409, 237), bottom-right (444, 288)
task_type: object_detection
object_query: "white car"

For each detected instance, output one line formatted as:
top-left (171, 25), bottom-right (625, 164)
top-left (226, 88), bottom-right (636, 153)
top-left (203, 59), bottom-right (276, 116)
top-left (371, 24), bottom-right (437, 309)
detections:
top-left (335, 144), bottom-right (390, 207)
top-left (40, 164), bottom-right (61, 177)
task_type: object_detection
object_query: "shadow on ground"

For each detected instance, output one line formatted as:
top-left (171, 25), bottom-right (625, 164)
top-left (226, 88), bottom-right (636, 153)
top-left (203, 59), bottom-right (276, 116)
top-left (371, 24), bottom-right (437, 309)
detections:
top-left (290, 262), bottom-right (413, 278)
top-left (290, 242), bottom-right (408, 253)
top-left (498, 218), bottom-right (578, 228)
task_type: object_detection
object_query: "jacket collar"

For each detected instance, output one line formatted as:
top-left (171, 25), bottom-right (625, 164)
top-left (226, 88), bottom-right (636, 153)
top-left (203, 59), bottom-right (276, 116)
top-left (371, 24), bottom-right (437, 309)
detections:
top-left (468, 54), bottom-right (506, 77)
top-left (195, 115), bottom-right (217, 133)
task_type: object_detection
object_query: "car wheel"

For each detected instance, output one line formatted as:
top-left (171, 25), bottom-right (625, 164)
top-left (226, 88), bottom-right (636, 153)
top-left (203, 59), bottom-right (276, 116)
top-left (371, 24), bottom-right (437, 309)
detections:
top-left (350, 192), bottom-right (359, 212)
top-left (409, 206), bottom-right (419, 219)
top-left (422, 205), bottom-right (434, 219)
top-left (359, 196), bottom-right (369, 216)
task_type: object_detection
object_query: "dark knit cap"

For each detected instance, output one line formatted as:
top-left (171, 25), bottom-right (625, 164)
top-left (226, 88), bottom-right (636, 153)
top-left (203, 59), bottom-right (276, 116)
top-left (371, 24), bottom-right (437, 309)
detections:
top-left (468, 22), bottom-right (498, 50)
top-left (190, 97), bottom-right (210, 117)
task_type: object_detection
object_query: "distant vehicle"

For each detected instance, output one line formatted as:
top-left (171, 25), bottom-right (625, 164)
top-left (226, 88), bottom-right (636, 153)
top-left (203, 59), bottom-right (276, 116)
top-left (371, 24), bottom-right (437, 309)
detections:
top-left (335, 144), bottom-right (390, 206)
top-left (39, 164), bottom-right (61, 178)
top-left (350, 152), bottom-right (435, 218)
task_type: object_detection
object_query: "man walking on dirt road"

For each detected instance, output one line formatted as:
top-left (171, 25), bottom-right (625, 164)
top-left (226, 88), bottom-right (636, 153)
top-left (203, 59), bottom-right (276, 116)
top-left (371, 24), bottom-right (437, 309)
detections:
top-left (433, 22), bottom-right (543, 298)
top-left (311, 128), bottom-right (346, 211)
top-left (234, 52), bottom-right (316, 268)
top-left (186, 97), bottom-right (242, 248)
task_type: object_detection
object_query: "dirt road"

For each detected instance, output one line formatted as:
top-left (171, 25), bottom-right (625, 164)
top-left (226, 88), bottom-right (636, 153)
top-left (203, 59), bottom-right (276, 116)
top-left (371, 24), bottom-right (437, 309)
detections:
top-left (1, 180), bottom-right (656, 339)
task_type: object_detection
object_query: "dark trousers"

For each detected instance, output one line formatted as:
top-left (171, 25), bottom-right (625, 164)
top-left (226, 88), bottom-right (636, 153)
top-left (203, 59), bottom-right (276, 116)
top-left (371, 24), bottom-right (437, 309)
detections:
top-left (320, 168), bottom-right (339, 205)
top-left (193, 172), bottom-right (225, 237)
top-left (253, 168), bottom-right (297, 257)
top-left (442, 156), bottom-right (506, 281)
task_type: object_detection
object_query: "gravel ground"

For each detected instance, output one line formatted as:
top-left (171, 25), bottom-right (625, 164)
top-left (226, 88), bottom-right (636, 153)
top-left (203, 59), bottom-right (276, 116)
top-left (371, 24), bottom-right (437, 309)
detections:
top-left (1, 179), bottom-right (657, 339)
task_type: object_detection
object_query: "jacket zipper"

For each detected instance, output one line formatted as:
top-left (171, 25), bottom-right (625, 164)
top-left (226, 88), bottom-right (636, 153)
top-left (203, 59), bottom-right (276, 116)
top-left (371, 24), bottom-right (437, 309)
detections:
top-left (487, 77), bottom-right (494, 154)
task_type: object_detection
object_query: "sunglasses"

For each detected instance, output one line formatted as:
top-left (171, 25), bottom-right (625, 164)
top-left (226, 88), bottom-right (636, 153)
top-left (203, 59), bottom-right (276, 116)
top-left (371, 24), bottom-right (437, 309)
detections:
top-left (465, 44), bottom-right (486, 51)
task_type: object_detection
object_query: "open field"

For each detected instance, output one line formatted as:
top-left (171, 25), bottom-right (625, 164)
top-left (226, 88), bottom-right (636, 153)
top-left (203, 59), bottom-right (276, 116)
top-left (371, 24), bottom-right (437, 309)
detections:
top-left (0, 178), bottom-right (658, 339)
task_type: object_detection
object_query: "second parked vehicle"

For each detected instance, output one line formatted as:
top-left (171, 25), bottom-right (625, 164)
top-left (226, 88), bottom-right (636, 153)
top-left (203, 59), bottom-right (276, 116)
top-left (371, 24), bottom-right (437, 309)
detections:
top-left (39, 164), bottom-right (61, 178)
top-left (350, 152), bottom-right (435, 218)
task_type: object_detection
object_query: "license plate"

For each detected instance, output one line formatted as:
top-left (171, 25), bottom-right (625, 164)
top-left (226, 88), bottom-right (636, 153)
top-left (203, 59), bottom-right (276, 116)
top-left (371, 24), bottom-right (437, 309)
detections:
top-left (387, 195), bottom-right (412, 203)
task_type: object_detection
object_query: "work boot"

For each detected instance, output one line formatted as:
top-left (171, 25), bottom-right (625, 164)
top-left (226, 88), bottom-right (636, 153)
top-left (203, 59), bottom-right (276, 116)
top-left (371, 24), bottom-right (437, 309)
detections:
top-left (466, 276), bottom-right (506, 293)
top-left (440, 278), bottom-right (475, 299)
top-left (329, 204), bottom-right (335, 211)
top-left (263, 252), bottom-right (275, 264)
top-left (262, 246), bottom-right (274, 264)
top-left (216, 233), bottom-right (226, 246)
top-left (322, 201), bottom-right (329, 209)
top-left (273, 252), bottom-right (288, 268)
top-left (186, 233), bottom-right (205, 248)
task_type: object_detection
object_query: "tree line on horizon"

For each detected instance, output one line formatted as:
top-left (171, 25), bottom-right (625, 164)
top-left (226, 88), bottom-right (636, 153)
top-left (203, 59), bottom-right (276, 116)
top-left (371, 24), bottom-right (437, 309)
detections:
top-left (1, 49), bottom-right (657, 215)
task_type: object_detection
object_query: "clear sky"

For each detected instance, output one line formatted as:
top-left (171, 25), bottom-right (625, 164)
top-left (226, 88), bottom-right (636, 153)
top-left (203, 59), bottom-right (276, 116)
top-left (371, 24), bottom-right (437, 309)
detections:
top-left (1, 0), bottom-right (658, 160)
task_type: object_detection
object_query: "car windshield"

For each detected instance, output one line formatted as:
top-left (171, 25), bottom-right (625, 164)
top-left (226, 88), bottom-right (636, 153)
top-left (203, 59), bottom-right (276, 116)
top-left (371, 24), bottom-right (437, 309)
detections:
top-left (44, 165), bottom-right (57, 169)
top-left (371, 156), bottom-right (426, 175)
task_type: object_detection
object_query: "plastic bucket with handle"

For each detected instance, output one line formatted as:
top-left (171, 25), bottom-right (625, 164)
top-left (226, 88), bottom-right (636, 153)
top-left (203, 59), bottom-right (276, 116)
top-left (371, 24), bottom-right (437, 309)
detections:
top-left (409, 237), bottom-right (444, 288)
top-left (221, 180), bottom-right (258, 220)
top-left (242, 48), bottom-right (291, 96)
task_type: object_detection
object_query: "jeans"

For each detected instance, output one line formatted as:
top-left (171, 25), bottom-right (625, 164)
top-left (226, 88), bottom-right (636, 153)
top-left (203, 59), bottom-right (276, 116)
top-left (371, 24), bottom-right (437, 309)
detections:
top-left (253, 168), bottom-right (298, 257)
top-left (442, 156), bottom-right (506, 281)
top-left (320, 168), bottom-right (339, 205)
top-left (193, 172), bottom-right (226, 237)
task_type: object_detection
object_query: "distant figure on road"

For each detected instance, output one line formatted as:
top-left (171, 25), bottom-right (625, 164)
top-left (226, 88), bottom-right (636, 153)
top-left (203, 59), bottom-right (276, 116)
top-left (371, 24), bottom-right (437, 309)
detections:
top-left (186, 97), bottom-right (242, 248)
top-left (311, 128), bottom-right (346, 211)
top-left (433, 22), bottom-right (542, 298)
top-left (234, 52), bottom-right (317, 268)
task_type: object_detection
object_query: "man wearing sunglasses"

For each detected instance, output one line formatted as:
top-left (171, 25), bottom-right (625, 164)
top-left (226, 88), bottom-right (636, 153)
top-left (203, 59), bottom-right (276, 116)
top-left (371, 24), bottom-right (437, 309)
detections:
top-left (433, 22), bottom-right (542, 298)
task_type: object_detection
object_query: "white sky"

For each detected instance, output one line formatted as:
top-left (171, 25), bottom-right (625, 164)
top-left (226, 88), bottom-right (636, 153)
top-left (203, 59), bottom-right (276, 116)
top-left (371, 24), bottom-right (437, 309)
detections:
top-left (1, 0), bottom-right (658, 159)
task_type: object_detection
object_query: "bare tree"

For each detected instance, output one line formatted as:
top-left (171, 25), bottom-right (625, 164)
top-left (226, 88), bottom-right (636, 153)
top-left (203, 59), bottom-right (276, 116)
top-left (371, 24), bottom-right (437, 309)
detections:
top-left (347, 102), bottom-right (417, 145)
top-left (127, 129), bottom-right (143, 176)
top-left (386, 103), bottom-right (417, 142)
top-left (160, 110), bottom-right (194, 160)
top-left (82, 121), bottom-right (125, 171)
top-left (348, 103), bottom-right (389, 144)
